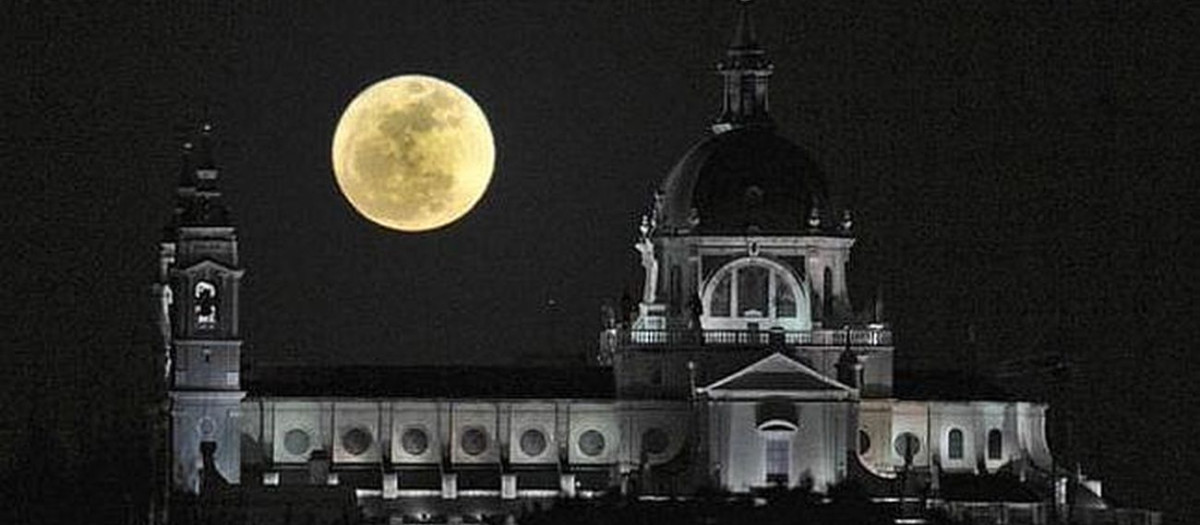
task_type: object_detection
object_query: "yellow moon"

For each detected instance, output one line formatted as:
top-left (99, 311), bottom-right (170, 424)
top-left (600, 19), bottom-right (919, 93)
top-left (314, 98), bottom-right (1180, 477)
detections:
top-left (332, 75), bottom-right (495, 231)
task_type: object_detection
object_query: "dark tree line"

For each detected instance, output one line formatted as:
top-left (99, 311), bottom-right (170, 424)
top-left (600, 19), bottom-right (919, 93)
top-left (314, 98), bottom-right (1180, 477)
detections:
top-left (519, 481), bottom-right (968, 525)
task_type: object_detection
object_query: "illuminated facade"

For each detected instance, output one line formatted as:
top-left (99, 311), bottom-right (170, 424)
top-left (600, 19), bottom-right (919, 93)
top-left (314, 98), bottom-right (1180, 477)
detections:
top-left (154, 3), bottom-right (1154, 524)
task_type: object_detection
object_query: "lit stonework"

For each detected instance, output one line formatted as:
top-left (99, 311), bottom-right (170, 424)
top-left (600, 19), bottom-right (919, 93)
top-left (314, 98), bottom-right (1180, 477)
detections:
top-left (155, 2), bottom-right (1155, 524)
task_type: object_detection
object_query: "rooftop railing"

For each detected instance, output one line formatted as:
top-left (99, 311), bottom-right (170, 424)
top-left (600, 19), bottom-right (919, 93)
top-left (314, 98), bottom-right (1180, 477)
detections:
top-left (617, 327), bottom-right (892, 347)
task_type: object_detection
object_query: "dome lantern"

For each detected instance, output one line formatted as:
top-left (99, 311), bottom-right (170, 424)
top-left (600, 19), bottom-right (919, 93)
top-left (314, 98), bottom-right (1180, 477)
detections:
top-left (713, 0), bottom-right (774, 134)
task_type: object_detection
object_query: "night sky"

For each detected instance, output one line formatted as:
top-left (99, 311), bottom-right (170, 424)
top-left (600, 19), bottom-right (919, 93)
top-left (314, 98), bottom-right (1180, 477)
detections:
top-left (2, 0), bottom-right (1196, 522)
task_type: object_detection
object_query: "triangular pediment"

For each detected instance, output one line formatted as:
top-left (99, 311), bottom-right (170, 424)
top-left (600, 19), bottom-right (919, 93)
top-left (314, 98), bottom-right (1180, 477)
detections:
top-left (701, 353), bottom-right (855, 400)
top-left (177, 259), bottom-right (244, 276)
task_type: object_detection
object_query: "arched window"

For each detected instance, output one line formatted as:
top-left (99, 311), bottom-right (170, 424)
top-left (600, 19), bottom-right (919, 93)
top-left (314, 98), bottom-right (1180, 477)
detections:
top-left (987, 429), bottom-right (1002, 460)
top-left (702, 258), bottom-right (808, 330)
top-left (194, 281), bottom-right (218, 327)
top-left (948, 428), bottom-right (964, 460)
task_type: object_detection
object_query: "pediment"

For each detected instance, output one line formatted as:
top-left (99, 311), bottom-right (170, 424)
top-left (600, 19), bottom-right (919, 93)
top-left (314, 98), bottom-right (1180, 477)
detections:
top-left (177, 259), bottom-right (244, 276)
top-left (700, 353), bottom-right (855, 400)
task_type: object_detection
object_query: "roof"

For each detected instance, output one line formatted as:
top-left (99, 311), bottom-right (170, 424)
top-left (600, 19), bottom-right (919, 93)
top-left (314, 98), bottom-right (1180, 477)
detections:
top-left (893, 369), bottom-right (1024, 401)
top-left (243, 365), bottom-right (615, 399)
top-left (658, 127), bottom-right (833, 235)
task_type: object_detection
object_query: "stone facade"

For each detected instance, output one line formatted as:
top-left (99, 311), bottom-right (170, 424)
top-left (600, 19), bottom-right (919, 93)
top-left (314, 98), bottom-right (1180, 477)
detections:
top-left (155, 3), bottom-right (1160, 524)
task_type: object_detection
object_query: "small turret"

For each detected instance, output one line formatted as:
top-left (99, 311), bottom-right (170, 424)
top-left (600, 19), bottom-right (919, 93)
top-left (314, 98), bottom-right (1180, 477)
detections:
top-left (713, 0), bottom-right (774, 133)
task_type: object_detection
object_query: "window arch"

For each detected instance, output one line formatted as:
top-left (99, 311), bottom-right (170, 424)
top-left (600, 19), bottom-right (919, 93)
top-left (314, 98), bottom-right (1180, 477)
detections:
top-left (947, 428), bottom-right (964, 460)
top-left (987, 429), bottom-right (1003, 460)
top-left (701, 258), bottom-right (809, 330)
top-left (194, 280), bottom-right (218, 327)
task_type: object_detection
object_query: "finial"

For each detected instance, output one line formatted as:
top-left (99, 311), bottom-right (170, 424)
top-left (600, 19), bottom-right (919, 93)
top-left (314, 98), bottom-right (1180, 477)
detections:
top-left (652, 190), bottom-right (664, 219)
top-left (195, 122), bottom-right (217, 171)
top-left (841, 209), bottom-right (853, 231)
top-left (807, 206), bottom-right (821, 228)
top-left (177, 141), bottom-right (195, 188)
top-left (730, 0), bottom-right (759, 51)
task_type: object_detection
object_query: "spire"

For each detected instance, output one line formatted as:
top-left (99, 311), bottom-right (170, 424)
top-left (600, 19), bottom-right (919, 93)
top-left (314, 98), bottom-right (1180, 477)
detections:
top-left (730, 0), bottom-right (758, 50)
top-left (195, 122), bottom-right (216, 171)
top-left (171, 123), bottom-right (231, 227)
top-left (712, 0), bottom-right (774, 134)
top-left (176, 141), bottom-right (195, 189)
top-left (194, 123), bottom-right (220, 193)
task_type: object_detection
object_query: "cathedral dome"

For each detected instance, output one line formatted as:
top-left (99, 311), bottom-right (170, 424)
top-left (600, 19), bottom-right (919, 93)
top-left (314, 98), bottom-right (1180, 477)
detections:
top-left (658, 126), bottom-right (830, 235)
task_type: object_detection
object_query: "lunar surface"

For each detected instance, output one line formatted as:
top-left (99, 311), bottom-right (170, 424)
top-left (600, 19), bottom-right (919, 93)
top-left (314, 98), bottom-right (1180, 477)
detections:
top-left (332, 75), bottom-right (495, 231)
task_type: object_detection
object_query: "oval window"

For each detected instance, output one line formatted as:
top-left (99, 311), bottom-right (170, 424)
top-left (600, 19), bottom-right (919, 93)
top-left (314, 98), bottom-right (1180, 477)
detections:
top-left (461, 427), bottom-right (489, 456)
top-left (284, 429), bottom-right (311, 456)
top-left (579, 430), bottom-right (606, 457)
top-left (342, 427), bottom-right (373, 456)
top-left (197, 417), bottom-right (217, 437)
top-left (520, 429), bottom-right (548, 457)
top-left (401, 427), bottom-right (429, 456)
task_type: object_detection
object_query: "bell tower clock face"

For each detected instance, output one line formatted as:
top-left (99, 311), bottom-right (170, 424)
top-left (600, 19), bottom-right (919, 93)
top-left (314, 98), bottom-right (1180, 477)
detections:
top-left (194, 280), bottom-right (218, 328)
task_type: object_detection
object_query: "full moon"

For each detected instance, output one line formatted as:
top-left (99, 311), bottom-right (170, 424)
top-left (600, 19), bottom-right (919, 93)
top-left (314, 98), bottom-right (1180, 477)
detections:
top-left (332, 75), bottom-right (495, 232)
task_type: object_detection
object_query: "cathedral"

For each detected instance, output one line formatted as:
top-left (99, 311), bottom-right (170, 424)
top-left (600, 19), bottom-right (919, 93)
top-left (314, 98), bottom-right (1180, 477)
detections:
top-left (151, 3), bottom-right (1158, 524)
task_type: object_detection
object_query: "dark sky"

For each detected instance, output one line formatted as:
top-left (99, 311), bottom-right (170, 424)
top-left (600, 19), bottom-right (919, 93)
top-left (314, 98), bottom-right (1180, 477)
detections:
top-left (2, 0), bottom-right (1196, 521)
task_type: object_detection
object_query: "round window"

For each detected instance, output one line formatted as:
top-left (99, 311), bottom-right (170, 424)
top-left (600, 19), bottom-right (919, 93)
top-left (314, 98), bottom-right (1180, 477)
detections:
top-left (642, 428), bottom-right (670, 456)
top-left (893, 432), bottom-right (921, 461)
top-left (520, 429), bottom-right (548, 457)
top-left (401, 427), bottom-right (429, 456)
top-left (284, 429), bottom-right (311, 456)
top-left (579, 430), bottom-right (606, 457)
top-left (461, 427), bottom-right (489, 456)
top-left (197, 417), bottom-right (217, 437)
top-left (342, 427), bottom-right (373, 456)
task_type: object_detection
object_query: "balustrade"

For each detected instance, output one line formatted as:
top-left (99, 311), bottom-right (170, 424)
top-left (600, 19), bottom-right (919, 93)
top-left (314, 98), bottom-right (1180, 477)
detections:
top-left (617, 327), bottom-right (891, 347)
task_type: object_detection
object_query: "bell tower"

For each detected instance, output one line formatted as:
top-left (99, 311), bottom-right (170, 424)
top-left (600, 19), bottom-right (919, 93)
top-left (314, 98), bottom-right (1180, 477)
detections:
top-left (156, 124), bottom-right (246, 494)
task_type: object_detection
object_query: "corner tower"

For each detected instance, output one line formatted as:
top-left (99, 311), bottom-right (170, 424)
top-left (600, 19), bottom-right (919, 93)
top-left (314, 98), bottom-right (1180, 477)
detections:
top-left (154, 124), bottom-right (246, 494)
top-left (604, 0), bottom-right (893, 401)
